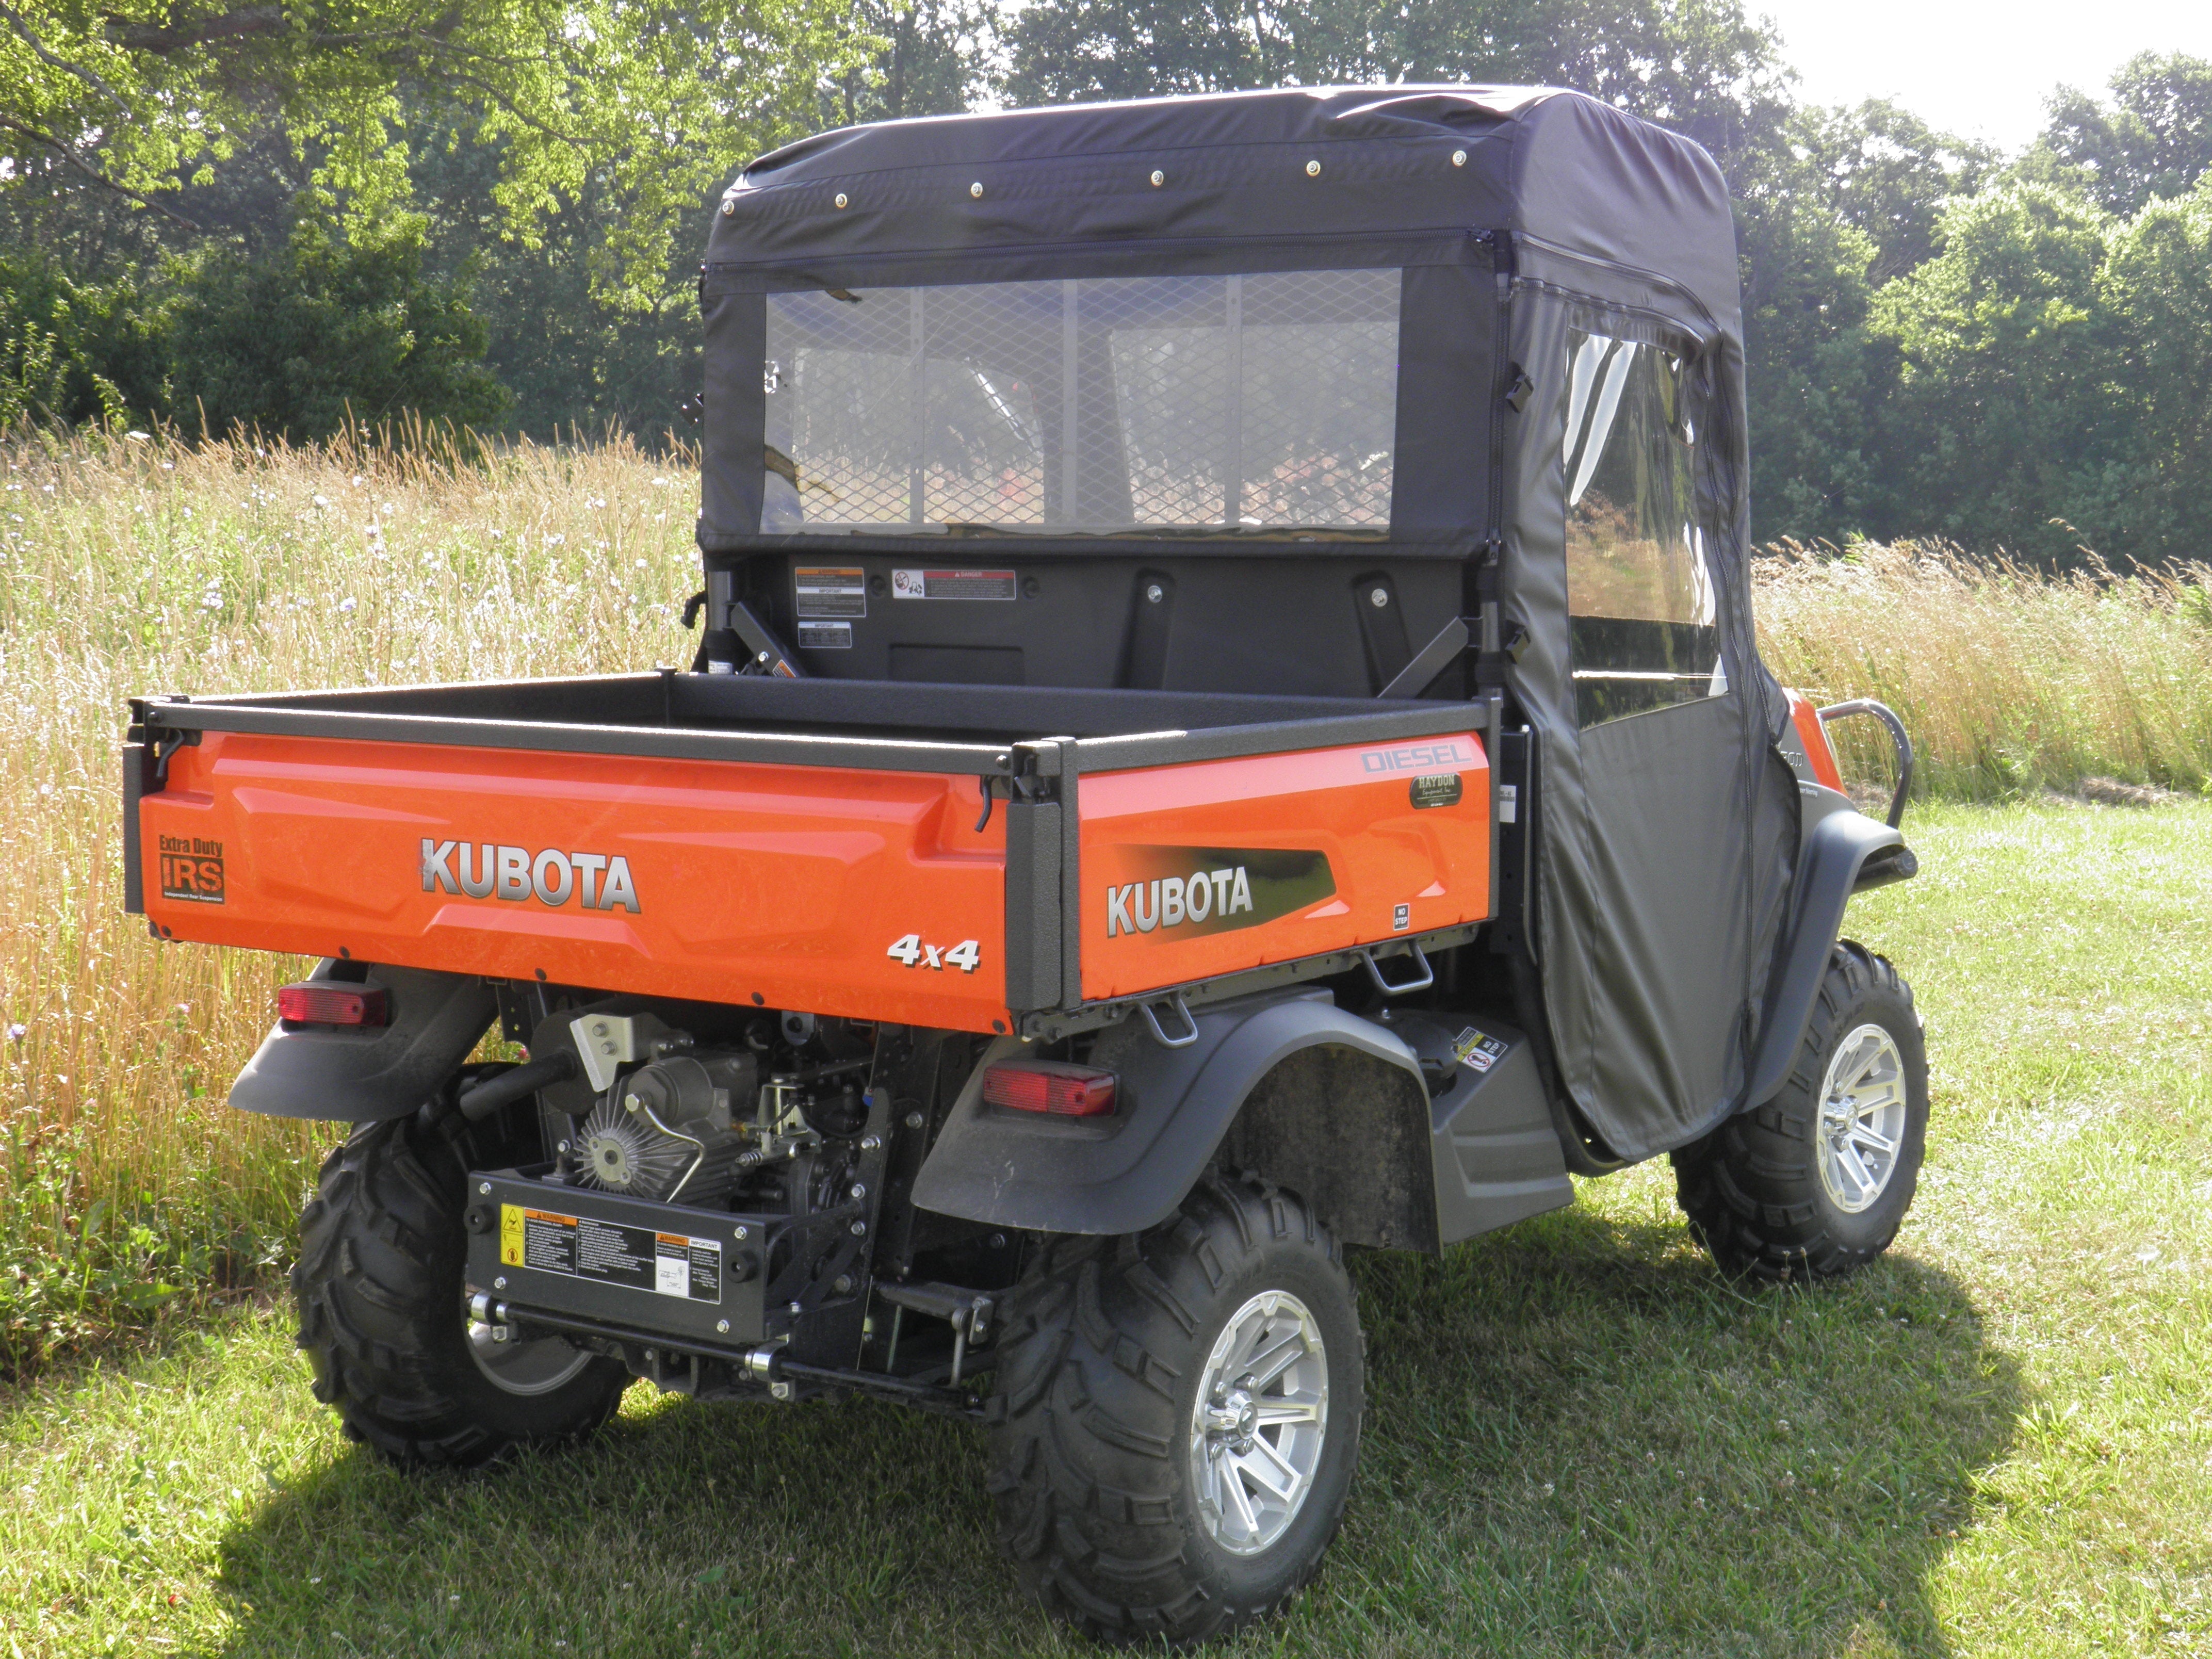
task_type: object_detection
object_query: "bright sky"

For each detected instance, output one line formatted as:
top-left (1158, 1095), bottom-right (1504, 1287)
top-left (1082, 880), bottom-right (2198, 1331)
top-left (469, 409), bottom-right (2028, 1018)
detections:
top-left (1755, 0), bottom-right (2212, 151)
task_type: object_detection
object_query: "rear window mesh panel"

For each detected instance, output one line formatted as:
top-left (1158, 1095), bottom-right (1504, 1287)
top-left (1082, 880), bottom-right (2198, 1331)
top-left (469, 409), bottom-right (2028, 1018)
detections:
top-left (761, 270), bottom-right (1400, 534)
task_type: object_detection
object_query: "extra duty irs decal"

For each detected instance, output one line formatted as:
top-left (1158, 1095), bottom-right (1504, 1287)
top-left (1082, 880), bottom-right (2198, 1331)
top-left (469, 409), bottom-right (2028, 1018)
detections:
top-left (159, 835), bottom-right (226, 904)
top-left (1102, 848), bottom-right (1335, 940)
top-left (420, 840), bottom-right (641, 913)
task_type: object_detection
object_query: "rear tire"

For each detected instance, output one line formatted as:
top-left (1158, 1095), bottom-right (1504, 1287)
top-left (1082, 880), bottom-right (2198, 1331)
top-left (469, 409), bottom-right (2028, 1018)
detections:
top-left (292, 1090), bottom-right (629, 1467)
top-left (1675, 941), bottom-right (1928, 1280)
top-left (985, 1173), bottom-right (1362, 1646)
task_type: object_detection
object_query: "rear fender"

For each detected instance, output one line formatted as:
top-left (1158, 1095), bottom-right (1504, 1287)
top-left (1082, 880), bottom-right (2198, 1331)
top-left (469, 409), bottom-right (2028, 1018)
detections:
top-left (228, 962), bottom-right (496, 1121)
top-left (909, 987), bottom-right (1434, 1244)
top-left (1744, 809), bottom-right (1918, 1109)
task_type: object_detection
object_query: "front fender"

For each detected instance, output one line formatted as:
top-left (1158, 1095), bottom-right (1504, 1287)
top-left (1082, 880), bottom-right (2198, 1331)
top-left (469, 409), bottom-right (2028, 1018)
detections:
top-left (1744, 809), bottom-right (1917, 1109)
top-left (909, 987), bottom-right (1426, 1237)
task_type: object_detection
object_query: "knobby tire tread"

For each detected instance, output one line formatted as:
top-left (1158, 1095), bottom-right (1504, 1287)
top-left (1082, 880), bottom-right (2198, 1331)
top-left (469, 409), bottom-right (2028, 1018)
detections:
top-left (1674, 941), bottom-right (1927, 1281)
top-left (986, 1173), bottom-right (1358, 1646)
top-left (291, 1096), bottom-right (627, 1468)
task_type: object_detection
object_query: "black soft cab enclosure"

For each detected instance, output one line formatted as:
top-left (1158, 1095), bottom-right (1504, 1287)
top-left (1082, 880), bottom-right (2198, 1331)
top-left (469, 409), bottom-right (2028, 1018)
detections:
top-left (694, 84), bottom-right (1895, 1168)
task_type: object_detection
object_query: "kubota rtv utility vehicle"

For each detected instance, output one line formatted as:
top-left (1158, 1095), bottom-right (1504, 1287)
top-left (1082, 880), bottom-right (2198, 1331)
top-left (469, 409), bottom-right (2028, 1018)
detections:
top-left (126, 85), bottom-right (1926, 1644)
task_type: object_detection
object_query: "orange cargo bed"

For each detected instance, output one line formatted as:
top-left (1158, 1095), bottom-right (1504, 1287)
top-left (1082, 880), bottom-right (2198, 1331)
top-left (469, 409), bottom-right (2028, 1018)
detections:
top-left (128, 675), bottom-right (1495, 1036)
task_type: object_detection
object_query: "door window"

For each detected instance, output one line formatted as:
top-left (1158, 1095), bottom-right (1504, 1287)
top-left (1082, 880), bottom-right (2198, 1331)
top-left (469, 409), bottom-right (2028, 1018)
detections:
top-left (1561, 330), bottom-right (1721, 726)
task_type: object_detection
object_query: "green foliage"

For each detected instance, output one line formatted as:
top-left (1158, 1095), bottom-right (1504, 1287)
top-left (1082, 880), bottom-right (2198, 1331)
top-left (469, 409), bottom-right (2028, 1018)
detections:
top-left (167, 219), bottom-right (509, 440)
top-left (2096, 175), bottom-right (2212, 559)
top-left (999, 0), bottom-right (1792, 174)
top-left (1868, 185), bottom-right (2121, 561)
top-left (0, 0), bottom-right (864, 306)
top-left (2032, 51), bottom-right (2212, 217)
top-left (0, 224), bottom-right (510, 441)
top-left (0, 255), bottom-right (169, 429)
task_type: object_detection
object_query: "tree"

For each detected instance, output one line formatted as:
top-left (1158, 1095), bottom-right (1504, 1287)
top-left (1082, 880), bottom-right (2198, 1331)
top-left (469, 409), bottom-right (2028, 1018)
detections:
top-left (1868, 184), bottom-right (2126, 561)
top-left (1799, 100), bottom-right (1996, 285)
top-left (2033, 52), bottom-right (2212, 217)
top-left (825, 0), bottom-right (1003, 125)
top-left (0, 0), bottom-right (861, 306)
top-left (2094, 174), bottom-right (2212, 559)
top-left (999, 0), bottom-right (1792, 178)
top-left (166, 217), bottom-right (510, 438)
top-left (0, 253), bottom-right (169, 427)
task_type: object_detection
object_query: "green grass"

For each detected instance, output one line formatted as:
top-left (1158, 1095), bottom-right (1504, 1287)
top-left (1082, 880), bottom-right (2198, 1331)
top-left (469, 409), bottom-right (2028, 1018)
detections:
top-left (4, 799), bottom-right (2207, 1656)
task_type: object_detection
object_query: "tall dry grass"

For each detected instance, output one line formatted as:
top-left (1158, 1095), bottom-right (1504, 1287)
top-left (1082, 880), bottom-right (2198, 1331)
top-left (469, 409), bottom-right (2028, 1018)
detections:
top-left (0, 426), bottom-right (702, 1371)
top-left (1756, 540), bottom-right (2212, 798)
top-left (2, 435), bottom-right (2207, 1374)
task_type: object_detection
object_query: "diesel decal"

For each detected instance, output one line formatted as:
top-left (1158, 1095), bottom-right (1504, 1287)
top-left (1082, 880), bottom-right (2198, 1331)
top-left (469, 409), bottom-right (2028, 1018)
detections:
top-left (420, 840), bottom-right (641, 913)
top-left (1360, 738), bottom-right (1480, 774)
top-left (158, 834), bottom-right (226, 903)
top-left (1102, 848), bottom-right (1335, 940)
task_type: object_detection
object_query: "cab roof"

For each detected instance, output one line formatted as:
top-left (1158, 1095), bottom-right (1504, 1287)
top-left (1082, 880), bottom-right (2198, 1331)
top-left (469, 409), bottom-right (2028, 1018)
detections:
top-left (704, 85), bottom-right (1739, 336)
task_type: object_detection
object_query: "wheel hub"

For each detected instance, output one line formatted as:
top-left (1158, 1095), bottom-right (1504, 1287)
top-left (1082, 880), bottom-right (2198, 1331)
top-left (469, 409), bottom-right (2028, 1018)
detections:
top-left (1186, 1290), bottom-right (1329, 1556)
top-left (1815, 1022), bottom-right (1909, 1215)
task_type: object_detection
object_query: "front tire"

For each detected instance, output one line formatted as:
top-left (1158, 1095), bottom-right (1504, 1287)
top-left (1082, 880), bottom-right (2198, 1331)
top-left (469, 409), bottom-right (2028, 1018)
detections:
top-left (1676, 941), bottom-right (1929, 1280)
top-left (986, 1173), bottom-right (1362, 1645)
top-left (292, 1092), bottom-right (630, 1467)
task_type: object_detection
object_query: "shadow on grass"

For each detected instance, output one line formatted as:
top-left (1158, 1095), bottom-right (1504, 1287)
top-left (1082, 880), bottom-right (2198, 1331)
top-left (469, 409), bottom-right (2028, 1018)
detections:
top-left (208, 1199), bottom-right (2020, 1658)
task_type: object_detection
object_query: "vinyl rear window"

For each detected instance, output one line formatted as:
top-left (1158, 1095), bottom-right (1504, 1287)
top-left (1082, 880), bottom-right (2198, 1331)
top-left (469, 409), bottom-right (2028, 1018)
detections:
top-left (761, 270), bottom-right (1401, 537)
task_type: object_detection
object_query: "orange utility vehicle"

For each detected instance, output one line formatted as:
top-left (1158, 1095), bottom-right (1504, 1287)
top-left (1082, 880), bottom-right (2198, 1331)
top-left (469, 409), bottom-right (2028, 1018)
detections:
top-left (127, 86), bottom-right (1925, 1644)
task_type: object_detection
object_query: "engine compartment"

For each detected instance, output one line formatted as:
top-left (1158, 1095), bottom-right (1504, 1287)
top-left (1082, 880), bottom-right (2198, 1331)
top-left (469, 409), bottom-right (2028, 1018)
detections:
top-left (463, 989), bottom-right (1021, 1404)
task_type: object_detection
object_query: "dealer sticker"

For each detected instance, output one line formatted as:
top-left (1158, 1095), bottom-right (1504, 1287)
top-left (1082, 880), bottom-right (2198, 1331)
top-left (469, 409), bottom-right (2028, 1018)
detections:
top-left (794, 566), bottom-right (866, 618)
top-left (499, 1203), bottom-right (722, 1304)
top-left (892, 568), bottom-right (1016, 600)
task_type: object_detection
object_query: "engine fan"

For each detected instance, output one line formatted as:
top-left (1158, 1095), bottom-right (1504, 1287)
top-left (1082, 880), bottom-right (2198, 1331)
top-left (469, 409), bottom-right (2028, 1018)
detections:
top-left (572, 1052), bottom-right (753, 1203)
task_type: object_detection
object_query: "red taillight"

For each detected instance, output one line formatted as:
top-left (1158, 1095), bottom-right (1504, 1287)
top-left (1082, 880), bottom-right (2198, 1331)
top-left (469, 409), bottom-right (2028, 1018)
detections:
top-left (982, 1061), bottom-right (1118, 1117)
top-left (278, 983), bottom-right (388, 1028)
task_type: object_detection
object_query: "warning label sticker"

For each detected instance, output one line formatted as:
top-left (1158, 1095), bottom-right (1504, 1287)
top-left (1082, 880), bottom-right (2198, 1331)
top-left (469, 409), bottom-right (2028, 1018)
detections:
top-left (794, 566), bottom-right (866, 618)
top-left (891, 568), bottom-right (1016, 601)
top-left (1451, 1027), bottom-right (1509, 1075)
top-left (499, 1203), bottom-right (722, 1304)
top-left (796, 621), bottom-right (852, 649)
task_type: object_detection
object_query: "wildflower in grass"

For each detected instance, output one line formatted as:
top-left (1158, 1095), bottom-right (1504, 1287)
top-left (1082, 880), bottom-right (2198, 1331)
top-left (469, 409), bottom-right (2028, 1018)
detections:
top-left (8, 1024), bottom-right (24, 1040)
top-left (338, 597), bottom-right (357, 614)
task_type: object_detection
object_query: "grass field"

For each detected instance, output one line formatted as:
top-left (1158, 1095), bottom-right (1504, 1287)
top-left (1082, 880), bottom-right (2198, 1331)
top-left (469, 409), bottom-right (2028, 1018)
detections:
top-left (3, 798), bottom-right (2207, 1658)
top-left (3, 431), bottom-right (2209, 1384)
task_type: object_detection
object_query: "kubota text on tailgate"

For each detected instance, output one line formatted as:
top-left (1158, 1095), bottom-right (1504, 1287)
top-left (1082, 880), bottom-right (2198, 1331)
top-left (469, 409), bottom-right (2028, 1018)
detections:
top-left (420, 840), bottom-right (642, 913)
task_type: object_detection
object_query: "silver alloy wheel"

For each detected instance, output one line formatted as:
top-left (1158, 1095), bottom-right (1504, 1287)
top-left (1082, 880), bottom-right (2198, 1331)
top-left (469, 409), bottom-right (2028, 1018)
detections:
top-left (466, 1303), bottom-right (596, 1396)
top-left (1816, 1022), bottom-right (1909, 1214)
top-left (1187, 1289), bottom-right (1329, 1556)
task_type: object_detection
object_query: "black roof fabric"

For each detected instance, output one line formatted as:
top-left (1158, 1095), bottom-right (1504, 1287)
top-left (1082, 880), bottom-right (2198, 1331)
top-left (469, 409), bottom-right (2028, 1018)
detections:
top-left (703, 86), bottom-right (1739, 335)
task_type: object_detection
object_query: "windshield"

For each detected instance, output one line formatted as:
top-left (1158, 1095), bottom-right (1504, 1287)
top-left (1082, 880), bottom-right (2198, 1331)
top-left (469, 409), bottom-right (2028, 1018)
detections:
top-left (761, 270), bottom-right (1401, 536)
